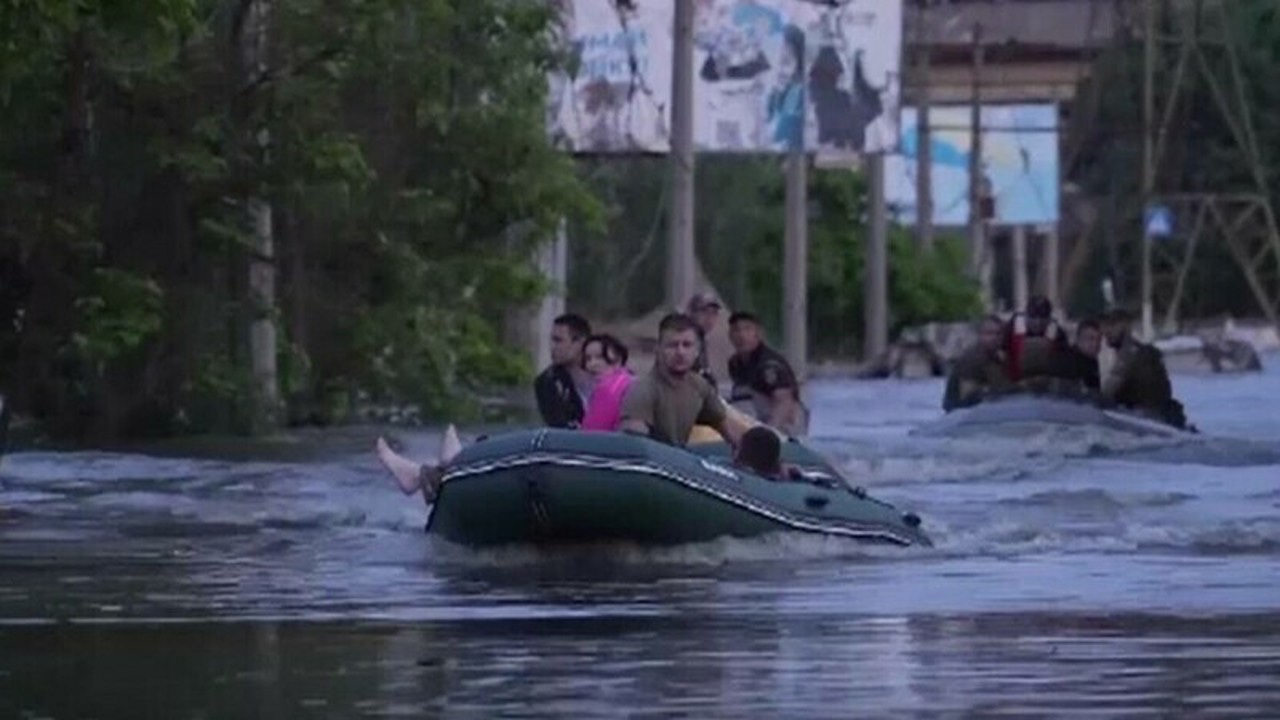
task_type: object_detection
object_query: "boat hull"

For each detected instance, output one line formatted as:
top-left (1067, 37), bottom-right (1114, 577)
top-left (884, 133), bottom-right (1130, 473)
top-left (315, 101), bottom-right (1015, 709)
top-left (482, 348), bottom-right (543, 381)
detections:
top-left (430, 429), bottom-right (930, 549)
top-left (912, 394), bottom-right (1192, 438)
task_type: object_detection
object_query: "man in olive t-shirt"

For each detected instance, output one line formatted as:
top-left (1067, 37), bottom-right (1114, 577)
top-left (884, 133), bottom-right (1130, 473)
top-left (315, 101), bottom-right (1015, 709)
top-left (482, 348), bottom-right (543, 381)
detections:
top-left (620, 313), bottom-right (743, 448)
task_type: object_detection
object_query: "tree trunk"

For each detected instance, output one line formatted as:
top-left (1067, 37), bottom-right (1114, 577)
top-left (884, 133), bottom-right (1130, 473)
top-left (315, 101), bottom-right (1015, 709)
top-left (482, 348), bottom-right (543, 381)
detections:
top-left (241, 0), bottom-right (280, 433)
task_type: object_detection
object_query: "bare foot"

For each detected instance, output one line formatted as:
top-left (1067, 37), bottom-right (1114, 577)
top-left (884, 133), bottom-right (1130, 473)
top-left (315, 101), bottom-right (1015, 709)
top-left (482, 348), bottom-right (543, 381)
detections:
top-left (376, 437), bottom-right (425, 495)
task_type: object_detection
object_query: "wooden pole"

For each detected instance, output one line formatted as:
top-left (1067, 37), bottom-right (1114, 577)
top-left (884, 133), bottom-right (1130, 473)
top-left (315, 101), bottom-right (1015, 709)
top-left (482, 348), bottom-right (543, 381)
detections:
top-left (865, 154), bottom-right (889, 361)
top-left (1012, 224), bottom-right (1029, 311)
top-left (915, 1), bottom-right (934, 251)
top-left (667, 0), bottom-right (696, 310)
top-left (967, 22), bottom-right (990, 310)
top-left (783, 151), bottom-right (809, 380)
top-left (1140, 0), bottom-right (1156, 338)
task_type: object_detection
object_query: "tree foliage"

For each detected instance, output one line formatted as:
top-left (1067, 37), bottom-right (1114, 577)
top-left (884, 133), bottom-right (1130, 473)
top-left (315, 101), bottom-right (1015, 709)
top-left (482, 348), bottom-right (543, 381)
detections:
top-left (0, 0), bottom-right (600, 440)
top-left (568, 157), bottom-right (980, 357)
top-left (1066, 0), bottom-right (1280, 318)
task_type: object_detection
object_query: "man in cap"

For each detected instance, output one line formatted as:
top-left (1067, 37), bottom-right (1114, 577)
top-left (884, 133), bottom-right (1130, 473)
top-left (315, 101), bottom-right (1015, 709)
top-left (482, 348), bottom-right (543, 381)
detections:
top-left (1097, 307), bottom-right (1192, 430)
top-left (686, 291), bottom-right (723, 389)
top-left (727, 311), bottom-right (808, 436)
top-left (1003, 295), bottom-right (1072, 384)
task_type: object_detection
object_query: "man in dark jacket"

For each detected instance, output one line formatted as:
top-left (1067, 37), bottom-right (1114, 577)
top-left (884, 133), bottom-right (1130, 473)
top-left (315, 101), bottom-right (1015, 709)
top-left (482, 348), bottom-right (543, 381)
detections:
top-left (534, 313), bottom-right (592, 428)
top-left (1060, 318), bottom-right (1103, 393)
top-left (1098, 308), bottom-right (1192, 430)
top-left (727, 311), bottom-right (808, 437)
top-left (943, 314), bottom-right (1010, 411)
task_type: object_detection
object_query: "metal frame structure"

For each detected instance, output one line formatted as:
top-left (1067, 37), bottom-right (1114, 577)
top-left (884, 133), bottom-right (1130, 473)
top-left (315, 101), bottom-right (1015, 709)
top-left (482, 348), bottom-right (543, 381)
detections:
top-left (1139, 0), bottom-right (1280, 336)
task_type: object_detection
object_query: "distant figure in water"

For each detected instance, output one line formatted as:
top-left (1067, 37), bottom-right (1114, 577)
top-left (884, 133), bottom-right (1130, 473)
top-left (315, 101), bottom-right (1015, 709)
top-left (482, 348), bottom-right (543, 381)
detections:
top-left (943, 315), bottom-right (1010, 412)
top-left (1061, 318), bottom-right (1103, 393)
top-left (1097, 308), bottom-right (1193, 431)
top-left (580, 333), bottom-right (633, 432)
top-left (1004, 295), bottom-right (1072, 384)
top-left (375, 425), bottom-right (462, 504)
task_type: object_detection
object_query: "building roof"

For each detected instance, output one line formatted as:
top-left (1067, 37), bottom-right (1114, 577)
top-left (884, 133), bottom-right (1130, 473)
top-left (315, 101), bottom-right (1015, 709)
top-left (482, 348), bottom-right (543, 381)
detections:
top-left (907, 0), bottom-right (1124, 52)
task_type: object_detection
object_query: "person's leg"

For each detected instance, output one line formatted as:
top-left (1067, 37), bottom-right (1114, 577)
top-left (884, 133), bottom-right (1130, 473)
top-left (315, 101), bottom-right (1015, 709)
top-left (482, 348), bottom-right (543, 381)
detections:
top-left (376, 437), bottom-right (426, 495)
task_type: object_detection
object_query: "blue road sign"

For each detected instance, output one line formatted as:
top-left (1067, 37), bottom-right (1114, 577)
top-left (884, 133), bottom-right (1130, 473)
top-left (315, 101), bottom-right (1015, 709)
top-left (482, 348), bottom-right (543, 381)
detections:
top-left (1145, 205), bottom-right (1173, 238)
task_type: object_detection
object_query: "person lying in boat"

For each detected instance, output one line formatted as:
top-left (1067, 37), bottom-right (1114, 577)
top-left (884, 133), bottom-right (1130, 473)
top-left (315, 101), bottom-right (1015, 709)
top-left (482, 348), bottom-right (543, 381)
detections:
top-left (374, 425), bottom-right (462, 504)
top-left (1098, 308), bottom-right (1193, 430)
top-left (618, 312), bottom-right (745, 449)
top-left (1003, 295), bottom-right (1072, 384)
top-left (727, 311), bottom-right (809, 437)
top-left (534, 313), bottom-right (593, 429)
top-left (943, 314), bottom-right (1011, 412)
top-left (733, 426), bottom-right (787, 479)
top-left (580, 333), bottom-right (634, 432)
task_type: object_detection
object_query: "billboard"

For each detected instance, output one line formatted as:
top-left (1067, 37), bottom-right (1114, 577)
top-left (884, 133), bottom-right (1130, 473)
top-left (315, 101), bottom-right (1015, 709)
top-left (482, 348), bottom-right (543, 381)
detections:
top-left (693, 0), bottom-right (902, 155)
top-left (885, 104), bottom-right (1060, 226)
top-left (547, 0), bottom-right (903, 156)
top-left (546, 1), bottom-right (674, 153)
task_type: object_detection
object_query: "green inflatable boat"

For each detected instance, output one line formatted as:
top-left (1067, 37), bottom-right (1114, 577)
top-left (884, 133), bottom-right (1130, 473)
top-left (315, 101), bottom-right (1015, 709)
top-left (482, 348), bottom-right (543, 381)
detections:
top-left (427, 429), bottom-right (931, 548)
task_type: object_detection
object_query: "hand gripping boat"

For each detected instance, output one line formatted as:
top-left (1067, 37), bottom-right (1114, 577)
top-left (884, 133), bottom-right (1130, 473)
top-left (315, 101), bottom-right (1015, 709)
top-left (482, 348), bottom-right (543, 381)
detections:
top-left (426, 428), bottom-right (931, 549)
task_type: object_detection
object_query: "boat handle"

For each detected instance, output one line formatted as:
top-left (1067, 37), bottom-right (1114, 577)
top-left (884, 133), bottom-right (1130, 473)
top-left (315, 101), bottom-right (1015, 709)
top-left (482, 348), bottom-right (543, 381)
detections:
top-left (804, 494), bottom-right (830, 510)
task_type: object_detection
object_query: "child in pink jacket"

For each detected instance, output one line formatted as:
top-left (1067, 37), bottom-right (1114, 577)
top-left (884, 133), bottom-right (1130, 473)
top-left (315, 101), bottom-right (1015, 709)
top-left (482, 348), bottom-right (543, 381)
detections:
top-left (580, 334), bottom-right (633, 432)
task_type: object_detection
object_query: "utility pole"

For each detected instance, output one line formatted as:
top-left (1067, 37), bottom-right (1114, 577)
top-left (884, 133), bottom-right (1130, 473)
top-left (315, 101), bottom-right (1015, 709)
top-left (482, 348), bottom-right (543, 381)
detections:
top-left (865, 154), bottom-right (889, 361)
top-left (1012, 225), bottom-right (1029, 311)
top-left (915, 0), bottom-right (934, 251)
top-left (667, 0), bottom-right (696, 310)
top-left (967, 22), bottom-right (990, 310)
top-left (1043, 226), bottom-right (1061, 310)
top-left (1139, 0), bottom-right (1156, 339)
top-left (783, 151), bottom-right (808, 380)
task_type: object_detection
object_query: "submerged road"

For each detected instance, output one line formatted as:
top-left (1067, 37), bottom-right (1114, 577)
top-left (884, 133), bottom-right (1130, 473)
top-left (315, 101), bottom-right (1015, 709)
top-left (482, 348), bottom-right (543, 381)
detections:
top-left (1, 356), bottom-right (1278, 716)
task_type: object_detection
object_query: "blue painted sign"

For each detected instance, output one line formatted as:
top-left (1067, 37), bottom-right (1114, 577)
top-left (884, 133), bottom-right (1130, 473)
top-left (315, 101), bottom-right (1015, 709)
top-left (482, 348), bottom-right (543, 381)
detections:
top-left (1145, 205), bottom-right (1173, 238)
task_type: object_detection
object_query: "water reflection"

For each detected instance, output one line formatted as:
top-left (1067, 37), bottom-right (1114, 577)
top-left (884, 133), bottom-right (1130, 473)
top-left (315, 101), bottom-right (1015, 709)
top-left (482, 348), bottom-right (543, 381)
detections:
top-left (3, 612), bottom-right (1279, 717)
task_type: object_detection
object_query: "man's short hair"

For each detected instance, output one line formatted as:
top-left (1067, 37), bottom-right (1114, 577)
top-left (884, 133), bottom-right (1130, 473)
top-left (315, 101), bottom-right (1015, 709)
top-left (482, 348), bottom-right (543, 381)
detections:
top-left (728, 311), bottom-right (762, 326)
top-left (553, 313), bottom-right (591, 340)
top-left (1027, 295), bottom-right (1053, 319)
top-left (737, 426), bottom-right (782, 477)
top-left (658, 312), bottom-right (701, 337)
top-left (1077, 317), bottom-right (1101, 334)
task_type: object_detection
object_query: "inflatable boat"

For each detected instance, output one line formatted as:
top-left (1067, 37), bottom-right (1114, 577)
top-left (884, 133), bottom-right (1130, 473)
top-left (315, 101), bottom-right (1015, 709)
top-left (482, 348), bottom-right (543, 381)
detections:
top-left (911, 393), bottom-right (1193, 439)
top-left (427, 428), bottom-right (931, 549)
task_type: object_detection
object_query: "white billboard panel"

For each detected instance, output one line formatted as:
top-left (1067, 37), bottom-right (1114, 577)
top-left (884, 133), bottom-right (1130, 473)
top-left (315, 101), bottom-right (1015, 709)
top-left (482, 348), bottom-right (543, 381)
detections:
top-left (885, 104), bottom-right (1061, 226)
top-left (548, 0), bottom-right (903, 156)
top-left (547, 1), bottom-right (674, 153)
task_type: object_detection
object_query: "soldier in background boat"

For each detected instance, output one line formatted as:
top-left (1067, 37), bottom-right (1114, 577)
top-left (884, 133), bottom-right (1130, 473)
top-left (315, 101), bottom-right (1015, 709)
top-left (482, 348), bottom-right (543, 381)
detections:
top-left (727, 311), bottom-right (809, 437)
top-left (1003, 295), bottom-right (1072, 385)
top-left (1060, 318), bottom-right (1103, 393)
top-left (534, 313), bottom-right (593, 429)
top-left (619, 313), bottom-right (745, 448)
top-left (1098, 308), bottom-right (1192, 430)
top-left (943, 315), bottom-right (1010, 412)
top-left (686, 291), bottom-right (723, 388)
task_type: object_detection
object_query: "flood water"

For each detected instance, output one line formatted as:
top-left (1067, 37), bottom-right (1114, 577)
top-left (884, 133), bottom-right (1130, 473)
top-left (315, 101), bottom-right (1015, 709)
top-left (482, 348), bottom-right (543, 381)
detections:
top-left (2, 358), bottom-right (1279, 717)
